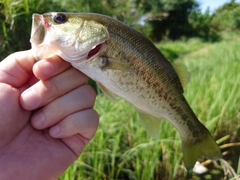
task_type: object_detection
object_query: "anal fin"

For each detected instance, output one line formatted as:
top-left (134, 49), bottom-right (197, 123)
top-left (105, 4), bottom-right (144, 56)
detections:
top-left (137, 109), bottom-right (163, 138)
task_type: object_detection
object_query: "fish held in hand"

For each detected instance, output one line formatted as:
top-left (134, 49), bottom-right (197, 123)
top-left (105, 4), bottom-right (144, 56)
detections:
top-left (30, 12), bottom-right (222, 169)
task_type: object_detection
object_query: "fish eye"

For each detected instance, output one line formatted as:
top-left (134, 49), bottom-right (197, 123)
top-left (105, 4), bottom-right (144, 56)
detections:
top-left (53, 13), bottom-right (68, 24)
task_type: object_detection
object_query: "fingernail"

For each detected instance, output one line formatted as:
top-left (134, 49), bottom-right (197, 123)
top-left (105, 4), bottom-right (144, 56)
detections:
top-left (50, 125), bottom-right (60, 137)
top-left (32, 112), bottom-right (45, 128)
top-left (21, 89), bottom-right (39, 109)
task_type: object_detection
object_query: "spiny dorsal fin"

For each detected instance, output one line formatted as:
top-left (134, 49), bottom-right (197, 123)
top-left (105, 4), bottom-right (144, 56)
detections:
top-left (137, 109), bottom-right (162, 138)
top-left (172, 62), bottom-right (190, 89)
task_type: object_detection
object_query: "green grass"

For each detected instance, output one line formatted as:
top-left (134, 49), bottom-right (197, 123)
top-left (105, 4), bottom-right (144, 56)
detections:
top-left (59, 32), bottom-right (240, 179)
top-left (183, 39), bottom-right (240, 134)
top-left (156, 37), bottom-right (211, 61)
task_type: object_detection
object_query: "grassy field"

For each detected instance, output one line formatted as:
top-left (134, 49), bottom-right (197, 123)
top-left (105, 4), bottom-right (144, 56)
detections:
top-left (60, 32), bottom-right (240, 180)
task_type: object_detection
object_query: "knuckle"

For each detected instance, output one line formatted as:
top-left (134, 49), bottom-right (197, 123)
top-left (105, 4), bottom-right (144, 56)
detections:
top-left (45, 78), bottom-right (59, 95)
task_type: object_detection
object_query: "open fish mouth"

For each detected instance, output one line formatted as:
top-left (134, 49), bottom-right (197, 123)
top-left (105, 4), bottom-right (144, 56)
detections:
top-left (30, 14), bottom-right (45, 45)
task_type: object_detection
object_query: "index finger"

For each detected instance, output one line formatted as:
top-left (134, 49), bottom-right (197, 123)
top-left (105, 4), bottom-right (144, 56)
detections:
top-left (0, 50), bottom-right (35, 87)
top-left (33, 55), bottom-right (72, 81)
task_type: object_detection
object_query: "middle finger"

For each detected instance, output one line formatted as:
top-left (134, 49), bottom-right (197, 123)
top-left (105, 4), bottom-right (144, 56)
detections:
top-left (31, 84), bottom-right (96, 129)
top-left (20, 67), bottom-right (88, 110)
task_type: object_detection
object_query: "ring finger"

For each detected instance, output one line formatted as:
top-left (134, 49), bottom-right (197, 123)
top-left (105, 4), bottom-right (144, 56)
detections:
top-left (31, 84), bottom-right (96, 130)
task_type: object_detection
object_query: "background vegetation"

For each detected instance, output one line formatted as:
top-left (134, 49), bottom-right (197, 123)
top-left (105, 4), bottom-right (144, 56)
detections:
top-left (0, 0), bottom-right (240, 179)
top-left (1, 0), bottom-right (240, 57)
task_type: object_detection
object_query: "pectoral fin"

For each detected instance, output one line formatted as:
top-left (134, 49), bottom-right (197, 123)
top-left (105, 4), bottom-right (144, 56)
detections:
top-left (172, 62), bottom-right (190, 89)
top-left (108, 59), bottom-right (134, 72)
top-left (99, 56), bottom-right (135, 72)
top-left (137, 109), bottom-right (162, 138)
top-left (97, 82), bottom-right (118, 103)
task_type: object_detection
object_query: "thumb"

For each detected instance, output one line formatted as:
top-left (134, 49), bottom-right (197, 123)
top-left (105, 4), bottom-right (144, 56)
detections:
top-left (0, 50), bottom-right (36, 87)
top-left (0, 84), bottom-right (30, 149)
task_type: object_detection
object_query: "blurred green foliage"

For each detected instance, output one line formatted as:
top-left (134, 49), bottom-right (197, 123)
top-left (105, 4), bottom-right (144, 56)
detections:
top-left (211, 1), bottom-right (240, 32)
top-left (0, 0), bottom-right (240, 58)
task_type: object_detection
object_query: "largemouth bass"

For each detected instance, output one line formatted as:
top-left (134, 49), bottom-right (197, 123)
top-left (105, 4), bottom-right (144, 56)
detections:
top-left (30, 12), bottom-right (222, 169)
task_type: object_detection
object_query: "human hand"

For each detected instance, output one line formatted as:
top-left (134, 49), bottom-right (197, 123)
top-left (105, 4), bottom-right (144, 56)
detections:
top-left (0, 50), bottom-right (99, 179)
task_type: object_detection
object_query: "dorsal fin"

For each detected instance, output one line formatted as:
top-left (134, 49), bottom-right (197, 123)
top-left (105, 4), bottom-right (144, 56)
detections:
top-left (171, 62), bottom-right (190, 89)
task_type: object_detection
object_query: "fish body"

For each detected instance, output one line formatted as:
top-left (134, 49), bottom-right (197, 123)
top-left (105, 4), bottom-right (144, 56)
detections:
top-left (30, 12), bottom-right (222, 169)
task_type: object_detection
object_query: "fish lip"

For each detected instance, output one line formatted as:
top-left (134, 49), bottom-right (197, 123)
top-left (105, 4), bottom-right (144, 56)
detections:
top-left (30, 14), bottom-right (43, 45)
top-left (31, 14), bottom-right (42, 38)
top-left (30, 14), bottom-right (50, 45)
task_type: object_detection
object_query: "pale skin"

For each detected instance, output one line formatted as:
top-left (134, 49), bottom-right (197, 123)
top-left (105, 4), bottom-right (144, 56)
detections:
top-left (0, 50), bottom-right (99, 179)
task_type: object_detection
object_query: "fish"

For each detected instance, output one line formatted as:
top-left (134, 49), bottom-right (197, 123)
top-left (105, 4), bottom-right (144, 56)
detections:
top-left (30, 12), bottom-right (222, 169)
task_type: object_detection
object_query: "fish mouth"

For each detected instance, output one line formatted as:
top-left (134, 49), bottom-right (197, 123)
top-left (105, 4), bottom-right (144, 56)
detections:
top-left (30, 13), bottom-right (108, 62)
top-left (87, 43), bottom-right (103, 59)
top-left (30, 14), bottom-right (46, 45)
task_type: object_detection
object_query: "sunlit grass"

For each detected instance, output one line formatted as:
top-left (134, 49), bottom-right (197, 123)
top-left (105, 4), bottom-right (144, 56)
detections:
top-left (156, 37), bottom-right (210, 61)
top-left (183, 37), bottom-right (240, 134)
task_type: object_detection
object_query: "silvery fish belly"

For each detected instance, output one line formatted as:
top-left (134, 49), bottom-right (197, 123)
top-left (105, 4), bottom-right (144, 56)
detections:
top-left (30, 12), bottom-right (222, 169)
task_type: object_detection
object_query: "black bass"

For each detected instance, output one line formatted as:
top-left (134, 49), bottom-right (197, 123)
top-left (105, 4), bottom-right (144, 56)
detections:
top-left (30, 12), bottom-right (222, 169)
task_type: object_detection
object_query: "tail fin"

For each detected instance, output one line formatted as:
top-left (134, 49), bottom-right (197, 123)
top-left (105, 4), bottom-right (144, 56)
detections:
top-left (182, 131), bottom-right (222, 170)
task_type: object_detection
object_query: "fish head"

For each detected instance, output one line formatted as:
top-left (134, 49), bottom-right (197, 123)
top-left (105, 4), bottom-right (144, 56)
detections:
top-left (30, 12), bottom-right (109, 61)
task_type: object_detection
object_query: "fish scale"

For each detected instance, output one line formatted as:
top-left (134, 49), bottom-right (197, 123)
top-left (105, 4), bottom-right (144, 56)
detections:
top-left (30, 12), bottom-right (222, 169)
